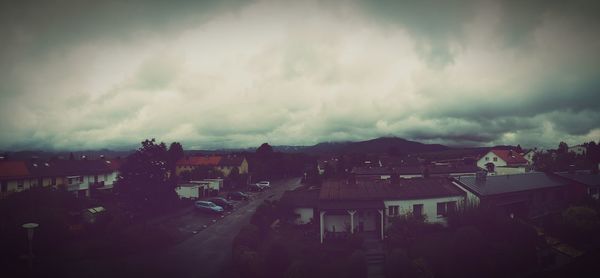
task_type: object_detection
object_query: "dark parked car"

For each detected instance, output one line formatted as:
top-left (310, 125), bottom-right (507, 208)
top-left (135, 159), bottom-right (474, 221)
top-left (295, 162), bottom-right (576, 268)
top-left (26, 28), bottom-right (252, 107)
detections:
top-left (248, 183), bottom-right (263, 192)
top-left (208, 197), bottom-right (234, 210)
top-left (227, 191), bottom-right (249, 200)
top-left (194, 201), bottom-right (224, 214)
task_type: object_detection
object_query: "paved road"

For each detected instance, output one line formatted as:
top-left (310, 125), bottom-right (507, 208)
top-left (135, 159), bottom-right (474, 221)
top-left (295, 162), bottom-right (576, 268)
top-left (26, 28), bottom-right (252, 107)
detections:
top-left (58, 177), bottom-right (301, 278)
top-left (161, 177), bottom-right (302, 278)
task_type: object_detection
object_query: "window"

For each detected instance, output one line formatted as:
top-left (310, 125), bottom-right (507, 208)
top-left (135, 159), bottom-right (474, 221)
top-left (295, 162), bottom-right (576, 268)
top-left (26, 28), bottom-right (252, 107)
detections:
top-left (51, 178), bottom-right (56, 185)
top-left (17, 180), bottom-right (24, 189)
top-left (485, 157), bottom-right (489, 161)
top-left (413, 204), bottom-right (423, 216)
top-left (1, 181), bottom-right (7, 193)
top-left (437, 201), bottom-right (457, 216)
top-left (388, 205), bottom-right (399, 216)
top-left (493, 157), bottom-right (498, 162)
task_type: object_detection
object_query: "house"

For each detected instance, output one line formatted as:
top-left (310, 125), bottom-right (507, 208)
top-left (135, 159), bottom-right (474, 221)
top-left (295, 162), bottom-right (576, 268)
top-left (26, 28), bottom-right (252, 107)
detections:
top-left (523, 149), bottom-right (539, 165)
top-left (281, 177), bottom-right (466, 243)
top-left (1, 159), bottom-right (116, 198)
top-left (554, 171), bottom-right (600, 200)
top-left (176, 155), bottom-right (248, 177)
top-left (568, 145), bottom-right (587, 156)
top-left (175, 156), bottom-right (222, 176)
top-left (0, 160), bottom-right (36, 197)
top-left (453, 172), bottom-right (576, 219)
top-left (215, 156), bottom-right (248, 176)
top-left (31, 159), bottom-right (117, 198)
top-left (476, 149), bottom-right (528, 175)
top-left (280, 187), bottom-right (320, 225)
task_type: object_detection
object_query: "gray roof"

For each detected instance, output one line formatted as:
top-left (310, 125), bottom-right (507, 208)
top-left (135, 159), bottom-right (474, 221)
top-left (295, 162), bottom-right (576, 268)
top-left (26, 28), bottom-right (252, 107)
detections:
top-left (455, 172), bottom-right (569, 196)
top-left (280, 188), bottom-right (320, 207)
top-left (555, 171), bottom-right (600, 187)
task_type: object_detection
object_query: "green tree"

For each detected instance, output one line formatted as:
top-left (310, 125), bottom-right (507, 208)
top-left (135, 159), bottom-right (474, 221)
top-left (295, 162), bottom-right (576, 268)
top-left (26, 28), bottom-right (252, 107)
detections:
top-left (558, 141), bottom-right (569, 154)
top-left (115, 139), bottom-right (177, 212)
top-left (167, 142), bottom-right (184, 175)
top-left (257, 143), bottom-right (274, 157)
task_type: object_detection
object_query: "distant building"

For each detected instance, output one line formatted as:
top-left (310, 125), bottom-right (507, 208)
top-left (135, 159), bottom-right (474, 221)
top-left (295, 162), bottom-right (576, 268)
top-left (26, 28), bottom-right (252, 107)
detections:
top-left (476, 149), bottom-right (528, 175)
top-left (175, 155), bottom-right (247, 177)
top-left (568, 145), bottom-right (587, 156)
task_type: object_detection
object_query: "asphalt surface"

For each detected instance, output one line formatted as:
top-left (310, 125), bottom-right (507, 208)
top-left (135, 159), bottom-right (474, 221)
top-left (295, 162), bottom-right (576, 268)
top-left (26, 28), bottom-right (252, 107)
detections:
top-left (162, 177), bottom-right (302, 278)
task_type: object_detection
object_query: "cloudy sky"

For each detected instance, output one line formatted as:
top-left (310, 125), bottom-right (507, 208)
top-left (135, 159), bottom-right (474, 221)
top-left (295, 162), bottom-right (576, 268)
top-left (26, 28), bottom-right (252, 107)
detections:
top-left (1, 0), bottom-right (599, 151)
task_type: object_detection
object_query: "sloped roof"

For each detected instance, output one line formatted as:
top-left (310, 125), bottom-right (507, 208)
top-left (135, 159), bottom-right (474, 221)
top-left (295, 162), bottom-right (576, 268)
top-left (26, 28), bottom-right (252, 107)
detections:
top-left (555, 171), bottom-right (600, 187)
top-left (218, 156), bottom-right (246, 167)
top-left (0, 161), bottom-right (30, 179)
top-left (176, 156), bottom-right (222, 167)
top-left (319, 178), bottom-right (464, 201)
top-left (26, 159), bottom-right (112, 177)
top-left (455, 172), bottom-right (569, 196)
top-left (489, 150), bottom-right (528, 166)
top-left (280, 188), bottom-right (321, 207)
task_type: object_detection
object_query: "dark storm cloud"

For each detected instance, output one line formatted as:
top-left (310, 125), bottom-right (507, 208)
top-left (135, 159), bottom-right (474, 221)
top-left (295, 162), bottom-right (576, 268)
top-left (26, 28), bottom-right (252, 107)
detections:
top-left (0, 0), bottom-right (599, 150)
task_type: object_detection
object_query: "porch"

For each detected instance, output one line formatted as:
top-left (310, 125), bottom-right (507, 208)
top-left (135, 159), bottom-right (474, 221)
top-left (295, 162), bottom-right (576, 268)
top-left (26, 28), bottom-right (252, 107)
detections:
top-left (319, 200), bottom-right (385, 243)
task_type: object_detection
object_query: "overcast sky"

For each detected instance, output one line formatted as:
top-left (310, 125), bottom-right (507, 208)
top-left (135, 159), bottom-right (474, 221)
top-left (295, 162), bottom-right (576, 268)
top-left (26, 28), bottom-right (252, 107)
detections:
top-left (1, 0), bottom-right (599, 151)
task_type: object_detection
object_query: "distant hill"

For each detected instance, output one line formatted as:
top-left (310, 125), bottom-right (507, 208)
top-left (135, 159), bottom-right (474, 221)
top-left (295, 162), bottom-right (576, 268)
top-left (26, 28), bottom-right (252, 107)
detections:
top-left (268, 137), bottom-right (449, 155)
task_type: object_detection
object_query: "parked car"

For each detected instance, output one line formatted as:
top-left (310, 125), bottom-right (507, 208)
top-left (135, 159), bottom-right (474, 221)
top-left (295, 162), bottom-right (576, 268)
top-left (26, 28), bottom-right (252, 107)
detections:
top-left (194, 201), bottom-right (224, 213)
top-left (248, 183), bottom-right (264, 192)
top-left (208, 197), bottom-right (234, 210)
top-left (256, 181), bottom-right (271, 190)
top-left (227, 191), bottom-right (250, 200)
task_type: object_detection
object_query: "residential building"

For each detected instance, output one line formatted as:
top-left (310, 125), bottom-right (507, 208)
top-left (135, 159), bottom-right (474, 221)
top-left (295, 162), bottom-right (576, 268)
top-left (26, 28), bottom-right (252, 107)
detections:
top-left (554, 171), bottom-right (600, 200)
top-left (215, 156), bottom-right (248, 176)
top-left (0, 160), bottom-right (37, 197)
top-left (395, 164), bottom-right (479, 178)
top-left (175, 155), bottom-right (248, 177)
top-left (453, 172), bottom-right (577, 219)
top-left (281, 177), bottom-right (466, 243)
top-left (568, 145), bottom-right (587, 156)
top-left (476, 149), bottom-right (528, 175)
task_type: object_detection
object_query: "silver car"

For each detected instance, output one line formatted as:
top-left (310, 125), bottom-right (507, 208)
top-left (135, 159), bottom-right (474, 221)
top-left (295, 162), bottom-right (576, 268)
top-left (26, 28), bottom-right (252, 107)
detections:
top-left (194, 201), bottom-right (224, 213)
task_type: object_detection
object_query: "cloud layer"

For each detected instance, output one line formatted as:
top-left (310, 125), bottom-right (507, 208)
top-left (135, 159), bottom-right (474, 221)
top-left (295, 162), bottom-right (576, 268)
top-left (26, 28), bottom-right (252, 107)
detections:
top-left (1, 0), bottom-right (599, 150)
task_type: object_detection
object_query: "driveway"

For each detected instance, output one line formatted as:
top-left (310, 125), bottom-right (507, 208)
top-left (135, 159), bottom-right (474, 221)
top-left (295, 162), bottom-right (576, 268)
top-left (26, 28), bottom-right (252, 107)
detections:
top-left (65, 177), bottom-right (302, 278)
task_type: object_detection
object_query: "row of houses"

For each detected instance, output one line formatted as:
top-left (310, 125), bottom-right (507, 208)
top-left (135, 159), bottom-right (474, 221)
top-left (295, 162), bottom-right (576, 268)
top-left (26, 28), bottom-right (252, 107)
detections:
top-left (175, 155), bottom-right (248, 177)
top-left (282, 171), bottom-right (600, 243)
top-left (0, 159), bottom-right (121, 198)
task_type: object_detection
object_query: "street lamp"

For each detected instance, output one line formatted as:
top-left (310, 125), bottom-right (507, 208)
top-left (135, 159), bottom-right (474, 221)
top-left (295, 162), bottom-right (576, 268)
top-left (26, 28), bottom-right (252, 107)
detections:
top-left (22, 222), bottom-right (39, 271)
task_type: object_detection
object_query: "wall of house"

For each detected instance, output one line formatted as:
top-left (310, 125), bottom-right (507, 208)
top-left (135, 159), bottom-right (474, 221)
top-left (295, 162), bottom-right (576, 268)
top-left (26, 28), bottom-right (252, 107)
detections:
top-left (452, 181), bottom-right (481, 206)
top-left (239, 159), bottom-right (249, 174)
top-left (384, 195), bottom-right (465, 225)
top-left (294, 208), bottom-right (314, 224)
top-left (477, 151), bottom-right (507, 169)
top-left (494, 167), bottom-right (526, 176)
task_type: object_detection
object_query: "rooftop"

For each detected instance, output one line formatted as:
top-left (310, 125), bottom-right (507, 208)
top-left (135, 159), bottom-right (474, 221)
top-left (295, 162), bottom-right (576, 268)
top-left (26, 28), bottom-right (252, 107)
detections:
top-left (319, 177), bottom-right (464, 201)
top-left (488, 149), bottom-right (528, 166)
top-left (455, 172), bottom-right (569, 196)
top-left (555, 171), bottom-right (600, 186)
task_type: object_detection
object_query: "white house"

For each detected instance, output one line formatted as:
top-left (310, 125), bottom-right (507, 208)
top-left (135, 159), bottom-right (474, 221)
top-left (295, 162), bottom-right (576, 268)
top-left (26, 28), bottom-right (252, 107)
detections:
top-left (568, 145), bottom-right (587, 156)
top-left (282, 178), bottom-right (466, 243)
top-left (476, 149), bottom-right (528, 176)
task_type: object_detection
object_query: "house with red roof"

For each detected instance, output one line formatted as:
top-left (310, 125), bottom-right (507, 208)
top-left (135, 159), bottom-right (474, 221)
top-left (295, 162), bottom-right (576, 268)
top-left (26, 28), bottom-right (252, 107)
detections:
top-left (476, 149), bottom-right (529, 175)
top-left (0, 160), bottom-right (36, 197)
top-left (175, 155), bottom-right (248, 177)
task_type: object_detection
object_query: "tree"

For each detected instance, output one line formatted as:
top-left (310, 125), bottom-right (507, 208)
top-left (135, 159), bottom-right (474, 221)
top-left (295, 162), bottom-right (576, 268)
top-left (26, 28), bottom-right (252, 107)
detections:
top-left (558, 141), bottom-right (569, 154)
top-left (257, 143), bottom-right (273, 157)
top-left (115, 139), bottom-right (177, 212)
top-left (167, 142), bottom-right (184, 174)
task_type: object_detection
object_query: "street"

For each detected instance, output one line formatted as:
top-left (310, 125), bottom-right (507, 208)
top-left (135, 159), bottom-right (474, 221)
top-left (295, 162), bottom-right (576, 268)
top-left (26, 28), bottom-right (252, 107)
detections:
top-left (64, 177), bottom-right (302, 278)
